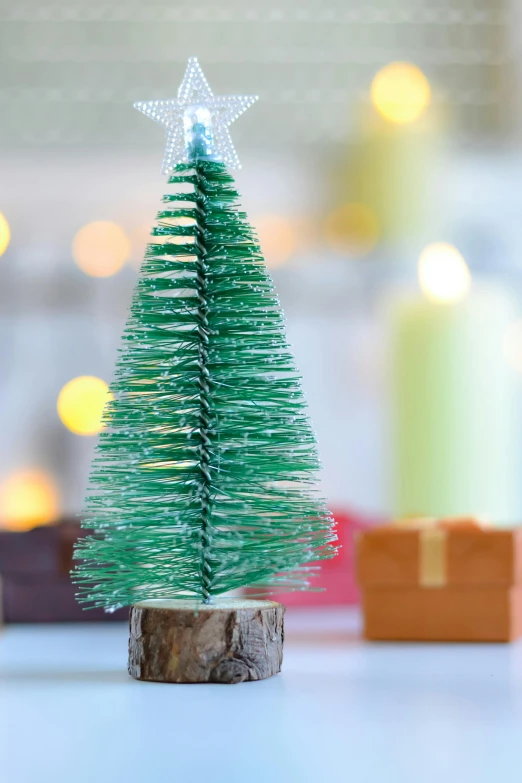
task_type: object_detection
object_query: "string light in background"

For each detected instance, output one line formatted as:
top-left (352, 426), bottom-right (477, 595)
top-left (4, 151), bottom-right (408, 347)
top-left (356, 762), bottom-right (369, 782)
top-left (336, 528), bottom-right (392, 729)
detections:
top-left (165, 215), bottom-right (196, 245)
top-left (0, 212), bottom-right (11, 257)
top-left (254, 214), bottom-right (296, 268)
top-left (57, 375), bottom-right (112, 436)
top-left (0, 470), bottom-right (59, 531)
top-left (371, 62), bottom-right (431, 125)
top-left (72, 220), bottom-right (131, 277)
top-left (324, 203), bottom-right (380, 256)
top-left (503, 320), bottom-right (522, 374)
top-left (418, 242), bottom-right (471, 304)
top-left (129, 215), bottom-right (197, 270)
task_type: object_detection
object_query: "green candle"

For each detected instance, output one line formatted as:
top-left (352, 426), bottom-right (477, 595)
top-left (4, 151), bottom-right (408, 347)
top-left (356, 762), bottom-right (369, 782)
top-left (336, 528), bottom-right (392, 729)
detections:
top-left (390, 245), bottom-right (520, 524)
top-left (350, 63), bottom-right (441, 246)
top-left (351, 110), bottom-right (439, 244)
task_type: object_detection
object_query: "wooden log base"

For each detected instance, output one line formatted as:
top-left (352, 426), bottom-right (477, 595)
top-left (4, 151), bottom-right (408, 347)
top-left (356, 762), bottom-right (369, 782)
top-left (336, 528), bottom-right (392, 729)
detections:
top-left (128, 598), bottom-right (285, 684)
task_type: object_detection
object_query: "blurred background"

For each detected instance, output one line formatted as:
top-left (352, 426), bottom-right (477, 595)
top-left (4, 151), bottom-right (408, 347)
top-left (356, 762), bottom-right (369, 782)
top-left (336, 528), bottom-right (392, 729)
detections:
top-left (2, 0), bottom-right (522, 537)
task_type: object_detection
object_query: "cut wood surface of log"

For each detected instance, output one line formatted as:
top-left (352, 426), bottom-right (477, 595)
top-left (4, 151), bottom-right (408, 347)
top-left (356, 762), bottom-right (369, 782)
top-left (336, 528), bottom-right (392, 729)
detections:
top-left (128, 598), bottom-right (285, 684)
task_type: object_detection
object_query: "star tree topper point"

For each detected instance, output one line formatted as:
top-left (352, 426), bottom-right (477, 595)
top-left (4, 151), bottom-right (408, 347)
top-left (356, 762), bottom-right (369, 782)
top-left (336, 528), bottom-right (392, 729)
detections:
top-left (134, 56), bottom-right (258, 173)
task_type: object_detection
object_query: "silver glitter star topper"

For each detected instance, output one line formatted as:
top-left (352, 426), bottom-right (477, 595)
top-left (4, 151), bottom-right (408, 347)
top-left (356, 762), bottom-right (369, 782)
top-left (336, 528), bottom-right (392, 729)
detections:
top-left (134, 57), bottom-right (258, 174)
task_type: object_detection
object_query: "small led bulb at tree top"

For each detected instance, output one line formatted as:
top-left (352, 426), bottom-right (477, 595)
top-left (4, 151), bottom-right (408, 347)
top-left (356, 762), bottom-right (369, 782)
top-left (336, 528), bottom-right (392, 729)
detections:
top-left (183, 105), bottom-right (213, 161)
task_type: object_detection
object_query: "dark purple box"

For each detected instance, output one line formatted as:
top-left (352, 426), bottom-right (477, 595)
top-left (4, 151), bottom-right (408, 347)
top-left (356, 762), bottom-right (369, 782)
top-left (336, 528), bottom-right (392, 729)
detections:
top-left (0, 521), bottom-right (128, 623)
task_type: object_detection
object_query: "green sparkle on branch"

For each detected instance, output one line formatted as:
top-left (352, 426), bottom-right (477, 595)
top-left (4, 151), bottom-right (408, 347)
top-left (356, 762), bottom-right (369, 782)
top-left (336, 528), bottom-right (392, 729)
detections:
top-left (73, 160), bottom-right (337, 610)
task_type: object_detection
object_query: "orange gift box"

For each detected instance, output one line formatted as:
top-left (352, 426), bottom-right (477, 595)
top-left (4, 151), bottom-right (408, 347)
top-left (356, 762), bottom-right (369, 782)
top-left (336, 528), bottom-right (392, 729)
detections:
top-left (356, 517), bottom-right (522, 642)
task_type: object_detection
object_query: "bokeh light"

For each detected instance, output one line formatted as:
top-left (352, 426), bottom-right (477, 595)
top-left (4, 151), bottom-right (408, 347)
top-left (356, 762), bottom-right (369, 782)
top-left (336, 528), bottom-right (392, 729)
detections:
top-left (418, 242), bottom-right (471, 304)
top-left (503, 320), bottom-right (522, 373)
top-left (72, 220), bottom-right (131, 277)
top-left (324, 203), bottom-right (380, 256)
top-left (129, 222), bottom-right (153, 270)
top-left (57, 376), bottom-right (113, 436)
top-left (0, 212), bottom-right (11, 257)
top-left (254, 214), bottom-right (296, 268)
top-left (130, 216), bottom-right (198, 270)
top-left (371, 62), bottom-right (431, 124)
top-left (0, 470), bottom-right (59, 531)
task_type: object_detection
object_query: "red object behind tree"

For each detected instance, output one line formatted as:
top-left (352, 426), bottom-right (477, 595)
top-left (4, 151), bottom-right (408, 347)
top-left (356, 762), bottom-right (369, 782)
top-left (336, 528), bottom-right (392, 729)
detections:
top-left (271, 510), bottom-right (376, 607)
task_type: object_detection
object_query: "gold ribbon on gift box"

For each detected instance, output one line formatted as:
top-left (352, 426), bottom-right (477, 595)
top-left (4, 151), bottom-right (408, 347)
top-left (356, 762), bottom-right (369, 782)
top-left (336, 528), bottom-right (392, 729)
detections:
top-left (393, 516), bottom-right (487, 588)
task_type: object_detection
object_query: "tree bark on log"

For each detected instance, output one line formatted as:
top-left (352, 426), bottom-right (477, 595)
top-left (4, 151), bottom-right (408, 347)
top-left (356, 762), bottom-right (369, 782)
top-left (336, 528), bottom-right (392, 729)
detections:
top-left (128, 598), bottom-right (285, 684)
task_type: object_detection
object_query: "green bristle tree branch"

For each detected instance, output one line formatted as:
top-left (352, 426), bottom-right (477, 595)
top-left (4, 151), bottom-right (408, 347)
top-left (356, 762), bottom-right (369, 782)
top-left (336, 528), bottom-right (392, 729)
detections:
top-left (73, 160), bottom-right (337, 610)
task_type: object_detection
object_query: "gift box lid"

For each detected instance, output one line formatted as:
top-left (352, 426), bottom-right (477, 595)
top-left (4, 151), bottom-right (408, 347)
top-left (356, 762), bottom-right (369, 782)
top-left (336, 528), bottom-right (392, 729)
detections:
top-left (356, 517), bottom-right (522, 589)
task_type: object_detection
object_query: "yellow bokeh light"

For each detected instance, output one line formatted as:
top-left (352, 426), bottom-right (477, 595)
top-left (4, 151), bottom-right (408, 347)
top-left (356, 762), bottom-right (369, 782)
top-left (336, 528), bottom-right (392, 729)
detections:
top-left (57, 376), bottom-right (113, 436)
top-left (503, 320), bottom-right (522, 374)
top-left (72, 221), bottom-right (131, 277)
top-left (129, 223), bottom-right (153, 270)
top-left (129, 216), bottom-right (197, 270)
top-left (254, 214), bottom-right (296, 268)
top-left (371, 62), bottom-right (431, 124)
top-left (0, 470), bottom-right (59, 531)
top-left (324, 203), bottom-right (380, 256)
top-left (0, 212), bottom-right (11, 257)
top-left (418, 242), bottom-right (471, 304)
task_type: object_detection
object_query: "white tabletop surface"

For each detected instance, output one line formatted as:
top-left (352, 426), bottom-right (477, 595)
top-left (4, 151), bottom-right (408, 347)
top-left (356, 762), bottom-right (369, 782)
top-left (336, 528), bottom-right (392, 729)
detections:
top-left (2, 607), bottom-right (522, 783)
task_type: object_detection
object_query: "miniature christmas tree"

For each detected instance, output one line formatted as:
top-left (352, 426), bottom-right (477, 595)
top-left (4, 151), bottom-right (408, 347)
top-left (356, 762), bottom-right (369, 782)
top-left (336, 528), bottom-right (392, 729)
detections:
top-left (73, 58), bottom-right (337, 683)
